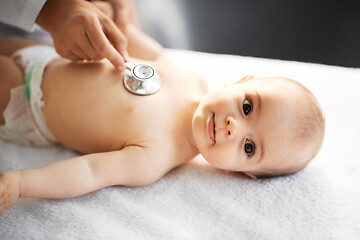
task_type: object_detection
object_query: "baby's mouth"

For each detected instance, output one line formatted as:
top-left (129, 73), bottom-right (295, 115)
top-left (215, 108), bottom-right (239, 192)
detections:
top-left (208, 114), bottom-right (216, 143)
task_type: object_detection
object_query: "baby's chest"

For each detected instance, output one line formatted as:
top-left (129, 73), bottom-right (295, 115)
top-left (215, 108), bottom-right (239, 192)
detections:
top-left (113, 96), bottom-right (179, 139)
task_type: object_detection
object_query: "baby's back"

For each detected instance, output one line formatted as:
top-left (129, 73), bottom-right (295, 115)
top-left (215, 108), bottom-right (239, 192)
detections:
top-left (42, 58), bottom-right (206, 159)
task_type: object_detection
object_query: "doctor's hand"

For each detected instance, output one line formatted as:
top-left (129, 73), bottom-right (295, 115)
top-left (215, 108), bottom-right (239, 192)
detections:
top-left (36, 0), bottom-right (128, 71)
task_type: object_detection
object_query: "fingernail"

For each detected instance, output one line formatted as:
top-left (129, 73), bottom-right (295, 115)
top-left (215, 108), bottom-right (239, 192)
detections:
top-left (117, 65), bottom-right (124, 72)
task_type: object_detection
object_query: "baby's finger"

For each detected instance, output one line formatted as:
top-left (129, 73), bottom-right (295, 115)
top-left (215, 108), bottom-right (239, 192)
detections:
top-left (0, 194), bottom-right (8, 216)
top-left (0, 205), bottom-right (8, 216)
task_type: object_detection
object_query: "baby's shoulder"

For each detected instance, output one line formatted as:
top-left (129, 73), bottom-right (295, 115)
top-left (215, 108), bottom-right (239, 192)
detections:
top-left (141, 138), bottom-right (196, 172)
top-left (154, 59), bottom-right (207, 95)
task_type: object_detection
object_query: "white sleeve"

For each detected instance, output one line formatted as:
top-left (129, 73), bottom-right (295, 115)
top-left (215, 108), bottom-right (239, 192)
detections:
top-left (0, 0), bottom-right (47, 32)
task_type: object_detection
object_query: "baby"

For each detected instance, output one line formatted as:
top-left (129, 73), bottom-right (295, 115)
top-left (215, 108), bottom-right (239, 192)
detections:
top-left (0, 24), bottom-right (325, 215)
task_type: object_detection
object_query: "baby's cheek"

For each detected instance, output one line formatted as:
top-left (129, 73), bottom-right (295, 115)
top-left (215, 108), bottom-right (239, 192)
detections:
top-left (205, 146), bottom-right (233, 168)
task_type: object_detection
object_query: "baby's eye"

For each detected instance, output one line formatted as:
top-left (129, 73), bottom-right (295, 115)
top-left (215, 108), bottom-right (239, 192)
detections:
top-left (243, 99), bottom-right (252, 116)
top-left (244, 139), bottom-right (255, 157)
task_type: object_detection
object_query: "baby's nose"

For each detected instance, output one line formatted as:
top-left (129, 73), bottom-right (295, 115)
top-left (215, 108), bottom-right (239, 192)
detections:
top-left (225, 116), bottom-right (237, 139)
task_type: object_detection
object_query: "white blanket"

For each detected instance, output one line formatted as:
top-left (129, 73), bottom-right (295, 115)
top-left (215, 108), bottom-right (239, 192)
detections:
top-left (1, 50), bottom-right (359, 239)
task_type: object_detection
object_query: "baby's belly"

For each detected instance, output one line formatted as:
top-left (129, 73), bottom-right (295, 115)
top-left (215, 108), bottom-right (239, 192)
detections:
top-left (41, 59), bottom-right (139, 153)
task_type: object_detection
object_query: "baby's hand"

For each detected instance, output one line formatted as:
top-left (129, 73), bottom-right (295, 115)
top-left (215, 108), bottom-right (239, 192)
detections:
top-left (0, 172), bottom-right (20, 215)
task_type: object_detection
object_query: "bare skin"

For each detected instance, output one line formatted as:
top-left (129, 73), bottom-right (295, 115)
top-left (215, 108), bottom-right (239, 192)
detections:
top-left (36, 0), bottom-right (131, 70)
top-left (0, 24), bottom-right (207, 214)
top-left (0, 14), bottom-right (324, 214)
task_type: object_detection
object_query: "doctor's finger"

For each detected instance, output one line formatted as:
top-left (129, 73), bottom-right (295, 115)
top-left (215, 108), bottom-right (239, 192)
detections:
top-left (54, 41), bottom-right (82, 62)
top-left (67, 49), bottom-right (83, 61)
top-left (101, 16), bottom-right (129, 61)
top-left (56, 49), bottom-right (81, 62)
top-left (70, 45), bottom-right (90, 61)
top-left (75, 33), bottom-right (103, 61)
top-left (86, 20), bottom-right (125, 70)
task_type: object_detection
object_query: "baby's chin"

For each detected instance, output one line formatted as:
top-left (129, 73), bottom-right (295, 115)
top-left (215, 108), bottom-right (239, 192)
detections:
top-left (200, 155), bottom-right (228, 170)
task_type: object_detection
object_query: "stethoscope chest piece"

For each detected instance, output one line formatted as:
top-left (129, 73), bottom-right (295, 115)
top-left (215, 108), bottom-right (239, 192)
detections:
top-left (123, 62), bottom-right (161, 95)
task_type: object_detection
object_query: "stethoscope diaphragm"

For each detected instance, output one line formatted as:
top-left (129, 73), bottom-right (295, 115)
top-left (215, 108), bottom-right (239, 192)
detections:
top-left (123, 62), bottom-right (161, 95)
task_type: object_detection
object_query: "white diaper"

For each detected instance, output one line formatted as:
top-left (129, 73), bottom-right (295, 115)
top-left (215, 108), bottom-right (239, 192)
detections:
top-left (0, 45), bottom-right (59, 146)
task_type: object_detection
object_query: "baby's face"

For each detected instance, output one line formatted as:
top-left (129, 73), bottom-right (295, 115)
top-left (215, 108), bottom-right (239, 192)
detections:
top-left (192, 77), bottom-right (303, 173)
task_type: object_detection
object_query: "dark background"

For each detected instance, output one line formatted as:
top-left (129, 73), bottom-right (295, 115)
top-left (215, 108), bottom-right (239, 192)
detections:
top-left (136, 0), bottom-right (360, 67)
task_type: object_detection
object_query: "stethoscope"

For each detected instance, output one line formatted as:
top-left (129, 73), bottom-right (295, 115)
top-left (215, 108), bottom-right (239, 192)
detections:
top-left (123, 62), bottom-right (161, 95)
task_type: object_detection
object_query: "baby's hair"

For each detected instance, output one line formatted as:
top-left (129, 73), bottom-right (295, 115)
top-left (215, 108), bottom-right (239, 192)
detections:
top-left (248, 78), bottom-right (325, 178)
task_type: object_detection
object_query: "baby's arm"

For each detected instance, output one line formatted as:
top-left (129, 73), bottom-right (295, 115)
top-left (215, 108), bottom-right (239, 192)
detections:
top-left (0, 146), bottom-right (167, 215)
top-left (92, 0), bottom-right (164, 61)
top-left (125, 24), bottom-right (165, 61)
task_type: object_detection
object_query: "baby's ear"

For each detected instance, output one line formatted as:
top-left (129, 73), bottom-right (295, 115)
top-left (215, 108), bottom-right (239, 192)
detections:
top-left (229, 75), bottom-right (254, 85)
top-left (237, 74), bottom-right (254, 84)
top-left (243, 171), bottom-right (257, 180)
top-left (225, 75), bottom-right (254, 87)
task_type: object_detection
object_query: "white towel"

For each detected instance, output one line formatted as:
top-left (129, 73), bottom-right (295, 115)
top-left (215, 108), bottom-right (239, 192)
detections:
top-left (1, 49), bottom-right (359, 239)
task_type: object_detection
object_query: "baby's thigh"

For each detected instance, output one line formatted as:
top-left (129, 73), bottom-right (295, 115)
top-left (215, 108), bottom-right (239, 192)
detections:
top-left (0, 55), bottom-right (23, 125)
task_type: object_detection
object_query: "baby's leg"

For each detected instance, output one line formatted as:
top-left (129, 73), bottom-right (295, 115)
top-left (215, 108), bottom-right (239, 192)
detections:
top-left (0, 55), bottom-right (23, 125)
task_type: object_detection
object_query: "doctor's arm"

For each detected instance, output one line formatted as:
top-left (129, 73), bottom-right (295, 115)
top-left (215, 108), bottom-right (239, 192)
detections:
top-left (0, 0), bottom-right (47, 31)
top-left (0, 146), bottom-right (167, 215)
